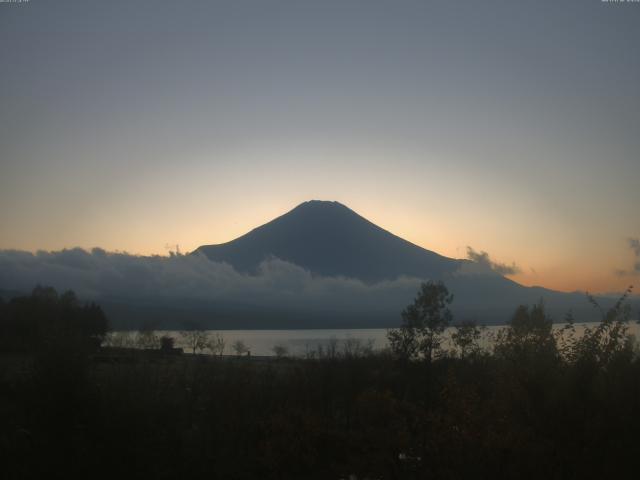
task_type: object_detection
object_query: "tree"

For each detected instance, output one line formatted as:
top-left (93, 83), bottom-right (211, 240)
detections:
top-left (207, 332), bottom-right (226, 357)
top-left (103, 331), bottom-right (135, 348)
top-left (60, 290), bottom-right (79, 308)
top-left (136, 321), bottom-right (159, 349)
top-left (232, 339), bottom-right (249, 357)
top-left (568, 286), bottom-right (635, 368)
top-left (0, 286), bottom-right (109, 353)
top-left (342, 338), bottom-right (375, 358)
top-left (494, 302), bottom-right (557, 362)
top-left (272, 344), bottom-right (289, 358)
top-left (387, 281), bottom-right (453, 361)
top-left (451, 320), bottom-right (482, 359)
top-left (31, 285), bottom-right (59, 303)
top-left (160, 335), bottom-right (176, 352)
top-left (180, 328), bottom-right (209, 355)
top-left (79, 301), bottom-right (109, 348)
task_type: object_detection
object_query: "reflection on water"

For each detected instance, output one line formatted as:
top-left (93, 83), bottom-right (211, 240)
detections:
top-left (113, 322), bottom-right (640, 357)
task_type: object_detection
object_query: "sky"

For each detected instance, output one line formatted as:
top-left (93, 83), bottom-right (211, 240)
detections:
top-left (1, 0), bottom-right (639, 294)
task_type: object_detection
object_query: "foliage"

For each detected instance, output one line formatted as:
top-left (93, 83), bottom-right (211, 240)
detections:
top-left (494, 301), bottom-right (558, 363)
top-left (451, 320), bottom-right (483, 359)
top-left (0, 285), bottom-right (109, 353)
top-left (564, 286), bottom-right (635, 368)
top-left (387, 280), bottom-right (453, 361)
top-left (160, 335), bottom-right (176, 351)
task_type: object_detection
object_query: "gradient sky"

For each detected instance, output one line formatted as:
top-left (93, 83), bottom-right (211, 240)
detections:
top-left (1, 0), bottom-right (639, 294)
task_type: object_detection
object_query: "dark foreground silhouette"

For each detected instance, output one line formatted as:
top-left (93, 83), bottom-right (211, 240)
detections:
top-left (1, 285), bottom-right (639, 479)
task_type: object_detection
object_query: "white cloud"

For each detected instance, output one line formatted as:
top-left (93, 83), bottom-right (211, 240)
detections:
top-left (459, 247), bottom-right (521, 276)
top-left (0, 248), bottom-right (423, 311)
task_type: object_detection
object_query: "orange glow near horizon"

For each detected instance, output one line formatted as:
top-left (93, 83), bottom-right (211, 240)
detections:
top-left (2, 195), bottom-right (636, 295)
top-left (2, 1), bottom-right (639, 297)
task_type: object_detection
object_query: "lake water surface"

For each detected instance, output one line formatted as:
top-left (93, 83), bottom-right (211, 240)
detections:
top-left (115, 322), bottom-right (640, 357)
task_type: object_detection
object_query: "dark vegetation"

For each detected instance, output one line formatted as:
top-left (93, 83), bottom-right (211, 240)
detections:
top-left (1, 284), bottom-right (639, 479)
top-left (0, 286), bottom-right (108, 353)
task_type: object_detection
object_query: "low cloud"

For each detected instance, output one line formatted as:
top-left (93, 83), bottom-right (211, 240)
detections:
top-left (464, 247), bottom-right (521, 276)
top-left (0, 248), bottom-right (423, 312)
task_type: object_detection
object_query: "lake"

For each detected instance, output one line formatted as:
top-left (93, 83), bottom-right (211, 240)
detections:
top-left (113, 322), bottom-right (640, 357)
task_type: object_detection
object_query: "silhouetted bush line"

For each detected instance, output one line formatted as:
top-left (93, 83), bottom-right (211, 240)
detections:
top-left (0, 286), bottom-right (108, 354)
top-left (1, 285), bottom-right (639, 479)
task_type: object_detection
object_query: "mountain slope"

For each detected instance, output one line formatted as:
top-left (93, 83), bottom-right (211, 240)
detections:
top-left (193, 200), bottom-right (619, 325)
top-left (196, 200), bottom-right (463, 282)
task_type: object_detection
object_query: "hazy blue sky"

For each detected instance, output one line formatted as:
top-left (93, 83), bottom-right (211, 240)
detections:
top-left (1, 0), bottom-right (639, 292)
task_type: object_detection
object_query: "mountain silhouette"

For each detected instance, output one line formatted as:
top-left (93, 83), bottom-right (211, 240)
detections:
top-left (191, 200), bottom-right (616, 326)
top-left (0, 202), bottom-right (626, 329)
top-left (196, 200), bottom-right (464, 282)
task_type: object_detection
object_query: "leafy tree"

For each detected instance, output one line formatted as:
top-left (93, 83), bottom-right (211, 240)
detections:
top-left (160, 335), bottom-right (176, 352)
top-left (0, 286), bottom-right (108, 352)
top-left (60, 289), bottom-right (79, 307)
top-left (568, 286), bottom-right (635, 368)
top-left (387, 281), bottom-right (453, 361)
top-left (31, 285), bottom-right (59, 303)
top-left (451, 320), bottom-right (482, 359)
top-left (494, 301), bottom-right (557, 363)
top-left (386, 320), bottom-right (419, 360)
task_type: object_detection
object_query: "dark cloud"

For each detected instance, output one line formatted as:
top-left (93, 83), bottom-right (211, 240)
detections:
top-left (465, 247), bottom-right (521, 276)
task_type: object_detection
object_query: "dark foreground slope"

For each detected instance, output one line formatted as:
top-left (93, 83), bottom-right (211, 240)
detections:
top-left (3, 285), bottom-right (638, 480)
top-left (3, 310), bottom-right (639, 480)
